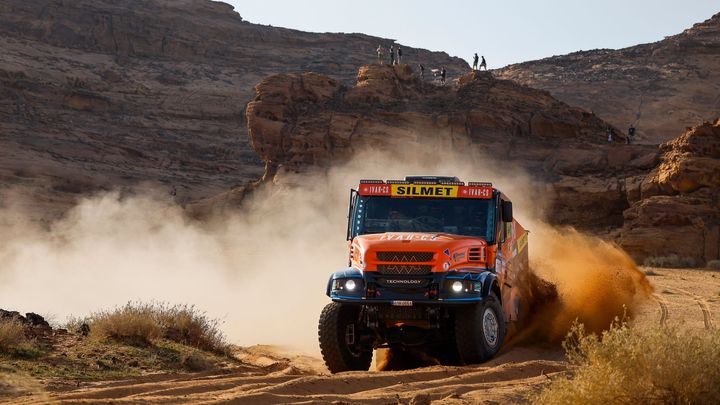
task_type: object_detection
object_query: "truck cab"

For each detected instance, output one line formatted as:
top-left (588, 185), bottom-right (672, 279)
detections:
top-left (318, 176), bottom-right (529, 373)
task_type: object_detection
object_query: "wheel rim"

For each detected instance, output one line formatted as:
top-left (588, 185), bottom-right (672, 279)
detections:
top-left (482, 307), bottom-right (499, 348)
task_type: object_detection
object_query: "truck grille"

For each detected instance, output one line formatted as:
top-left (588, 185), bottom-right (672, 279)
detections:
top-left (377, 264), bottom-right (432, 275)
top-left (376, 251), bottom-right (434, 262)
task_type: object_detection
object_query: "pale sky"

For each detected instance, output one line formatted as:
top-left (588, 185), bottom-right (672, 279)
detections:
top-left (228, 0), bottom-right (718, 68)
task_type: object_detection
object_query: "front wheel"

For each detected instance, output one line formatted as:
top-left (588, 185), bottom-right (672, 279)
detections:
top-left (318, 302), bottom-right (372, 373)
top-left (454, 294), bottom-right (506, 364)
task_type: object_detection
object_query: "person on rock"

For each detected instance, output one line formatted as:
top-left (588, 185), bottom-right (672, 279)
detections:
top-left (479, 56), bottom-right (487, 71)
top-left (377, 45), bottom-right (385, 65)
top-left (607, 127), bottom-right (614, 142)
top-left (389, 45), bottom-right (395, 65)
top-left (397, 46), bottom-right (402, 64)
top-left (441, 67), bottom-right (446, 84)
top-left (473, 53), bottom-right (479, 70)
top-left (419, 64), bottom-right (425, 79)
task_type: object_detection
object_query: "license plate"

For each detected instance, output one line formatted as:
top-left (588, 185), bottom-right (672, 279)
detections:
top-left (392, 300), bottom-right (413, 307)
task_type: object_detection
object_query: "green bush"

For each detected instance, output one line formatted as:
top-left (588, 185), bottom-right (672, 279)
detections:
top-left (533, 323), bottom-right (720, 405)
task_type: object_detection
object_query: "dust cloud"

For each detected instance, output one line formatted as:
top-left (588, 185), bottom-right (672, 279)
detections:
top-left (0, 145), bottom-right (651, 355)
top-left (511, 224), bottom-right (654, 345)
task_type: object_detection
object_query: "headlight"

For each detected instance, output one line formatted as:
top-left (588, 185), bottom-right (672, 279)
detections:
top-left (345, 279), bottom-right (357, 291)
top-left (451, 281), bottom-right (463, 292)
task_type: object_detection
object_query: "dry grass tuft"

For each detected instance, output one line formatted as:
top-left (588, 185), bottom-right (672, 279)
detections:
top-left (0, 319), bottom-right (27, 352)
top-left (533, 322), bottom-right (720, 405)
top-left (156, 304), bottom-right (226, 352)
top-left (88, 302), bottom-right (227, 352)
top-left (89, 303), bottom-right (162, 346)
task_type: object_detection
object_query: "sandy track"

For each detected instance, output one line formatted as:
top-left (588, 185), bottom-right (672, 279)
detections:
top-left (652, 293), bottom-right (669, 326)
top-left (641, 268), bottom-right (718, 331)
top-left (19, 347), bottom-right (564, 405)
top-left (8, 268), bottom-right (718, 404)
top-left (670, 287), bottom-right (714, 329)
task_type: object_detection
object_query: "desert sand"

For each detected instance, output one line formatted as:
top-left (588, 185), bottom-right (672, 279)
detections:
top-left (2, 267), bottom-right (712, 405)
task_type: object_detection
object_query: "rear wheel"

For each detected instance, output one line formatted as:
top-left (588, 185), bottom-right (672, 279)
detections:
top-left (318, 302), bottom-right (372, 373)
top-left (454, 294), bottom-right (506, 364)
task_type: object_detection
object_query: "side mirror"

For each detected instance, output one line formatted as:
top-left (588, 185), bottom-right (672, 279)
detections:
top-left (501, 200), bottom-right (513, 223)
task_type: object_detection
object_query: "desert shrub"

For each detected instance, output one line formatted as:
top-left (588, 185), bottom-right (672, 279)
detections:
top-left (533, 323), bottom-right (720, 405)
top-left (89, 302), bottom-right (226, 352)
top-left (155, 304), bottom-right (227, 353)
top-left (0, 319), bottom-right (27, 351)
top-left (643, 254), bottom-right (698, 268)
top-left (706, 260), bottom-right (720, 270)
top-left (89, 303), bottom-right (162, 346)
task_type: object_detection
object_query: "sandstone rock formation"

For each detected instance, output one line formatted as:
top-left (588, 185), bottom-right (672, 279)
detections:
top-left (246, 65), bottom-right (659, 230)
top-left (244, 64), bottom-right (719, 264)
top-left (620, 120), bottom-right (720, 264)
top-left (496, 13), bottom-right (720, 144)
top-left (0, 0), bottom-right (466, 218)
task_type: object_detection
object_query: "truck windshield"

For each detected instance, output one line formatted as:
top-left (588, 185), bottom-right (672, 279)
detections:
top-left (352, 196), bottom-right (495, 241)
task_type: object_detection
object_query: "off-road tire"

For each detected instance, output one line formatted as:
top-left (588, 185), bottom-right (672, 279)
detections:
top-left (454, 294), bottom-right (506, 365)
top-left (318, 302), bottom-right (372, 373)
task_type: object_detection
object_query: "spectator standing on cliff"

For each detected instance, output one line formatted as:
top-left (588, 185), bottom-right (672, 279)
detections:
top-left (472, 53), bottom-right (479, 70)
top-left (607, 126), bottom-right (614, 142)
top-left (389, 45), bottom-right (395, 65)
top-left (440, 67), bottom-right (446, 84)
top-left (397, 46), bottom-right (402, 64)
top-left (377, 45), bottom-right (385, 65)
top-left (419, 64), bottom-right (425, 79)
top-left (479, 56), bottom-right (487, 70)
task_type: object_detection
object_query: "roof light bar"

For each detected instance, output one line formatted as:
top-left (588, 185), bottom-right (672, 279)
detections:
top-left (467, 182), bottom-right (493, 187)
top-left (386, 180), bottom-right (410, 184)
top-left (359, 179), bottom-right (385, 184)
top-left (405, 176), bottom-right (460, 183)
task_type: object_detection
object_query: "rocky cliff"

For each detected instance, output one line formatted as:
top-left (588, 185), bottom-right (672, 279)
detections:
top-left (496, 13), bottom-right (720, 144)
top-left (244, 65), bottom-right (719, 264)
top-left (246, 65), bottom-right (660, 230)
top-left (620, 119), bottom-right (720, 264)
top-left (0, 0), bottom-right (466, 217)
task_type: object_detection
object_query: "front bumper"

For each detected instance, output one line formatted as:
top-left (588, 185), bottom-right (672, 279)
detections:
top-left (328, 268), bottom-right (493, 305)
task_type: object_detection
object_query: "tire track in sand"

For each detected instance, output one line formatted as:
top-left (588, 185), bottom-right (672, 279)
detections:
top-left (652, 293), bottom-right (669, 327)
top-left (667, 287), bottom-right (714, 329)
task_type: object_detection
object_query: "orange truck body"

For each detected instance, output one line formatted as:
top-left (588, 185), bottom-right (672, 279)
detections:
top-left (319, 176), bottom-right (529, 372)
